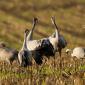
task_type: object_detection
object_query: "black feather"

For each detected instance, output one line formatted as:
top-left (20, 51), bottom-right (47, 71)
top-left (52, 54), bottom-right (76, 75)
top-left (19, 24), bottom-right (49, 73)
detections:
top-left (33, 51), bottom-right (43, 65)
top-left (20, 50), bottom-right (31, 67)
top-left (35, 39), bottom-right (55, 59)
top-left (41, 39), bottom-right (55, 57)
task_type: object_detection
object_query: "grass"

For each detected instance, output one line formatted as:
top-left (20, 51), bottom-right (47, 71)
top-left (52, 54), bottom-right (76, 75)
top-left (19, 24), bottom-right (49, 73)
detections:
top-left (0, 57), bottom-right (85, 85)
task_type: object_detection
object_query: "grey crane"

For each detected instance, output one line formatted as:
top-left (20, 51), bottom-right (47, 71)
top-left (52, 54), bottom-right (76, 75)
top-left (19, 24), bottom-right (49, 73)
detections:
top-left (51, 16), bottom-right (67, 57)
top-left (66, 47), bottom-right (85, 70)
top-left (18, 29), bottom-right (32, 67)
top-left (66, 47), bottom-right (85, 59)
top-left (0, 42), bottom-right (18, 65)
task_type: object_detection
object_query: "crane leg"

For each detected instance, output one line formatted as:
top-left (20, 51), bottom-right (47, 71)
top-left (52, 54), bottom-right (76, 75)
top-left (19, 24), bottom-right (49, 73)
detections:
top-left (59, 50), bottom-right (62, 75)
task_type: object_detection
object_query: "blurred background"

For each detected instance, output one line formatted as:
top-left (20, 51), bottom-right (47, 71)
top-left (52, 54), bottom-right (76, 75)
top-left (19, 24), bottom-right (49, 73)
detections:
top-left (0, 0), bottom-right (85, 84)
top-left (0, 0), bottom-right (85, 49)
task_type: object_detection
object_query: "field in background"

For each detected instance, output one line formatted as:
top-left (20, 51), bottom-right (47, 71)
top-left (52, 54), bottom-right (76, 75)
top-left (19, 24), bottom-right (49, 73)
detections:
top-left (0, 0), bottom-right (85, 85)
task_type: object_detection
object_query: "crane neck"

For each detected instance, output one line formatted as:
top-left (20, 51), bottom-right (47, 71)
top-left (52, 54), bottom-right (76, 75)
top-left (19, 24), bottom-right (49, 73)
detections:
top-left (27, 22), bottom-right (36, 41)
top-left (22, 33), bottom-right (28, 49)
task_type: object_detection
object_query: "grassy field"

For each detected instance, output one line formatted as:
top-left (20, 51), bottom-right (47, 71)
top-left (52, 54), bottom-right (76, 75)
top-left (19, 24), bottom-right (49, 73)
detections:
top-left (0, 0), bottom-right (85, 85)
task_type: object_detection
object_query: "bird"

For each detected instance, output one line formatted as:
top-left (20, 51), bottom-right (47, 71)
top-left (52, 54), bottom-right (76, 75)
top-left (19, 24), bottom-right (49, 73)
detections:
top-left (25, 17), bottom-right (44, 65)
top-left (51, 16), bottom-right (67, 57)
top-left (66, 47), bottom-right (85, 59)
top-left (51, 16), bottom-right (67, 71)
top-left (18, 29), bottom-right (32, 67)
top-left (0, 43), bottom-right (18, 65)
top-left (66, 47), bottom-right (85, 71)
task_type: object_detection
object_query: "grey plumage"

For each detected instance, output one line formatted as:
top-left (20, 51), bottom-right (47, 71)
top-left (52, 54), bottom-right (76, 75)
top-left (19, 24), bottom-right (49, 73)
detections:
top-left (51, 16), bottom-right (67, 56)
top-left (0, 43), bottom-right (18, 64)
top-left (66, 47), bottom-right (85, 59)
top-left (18, 29), bottom-right (32, 67)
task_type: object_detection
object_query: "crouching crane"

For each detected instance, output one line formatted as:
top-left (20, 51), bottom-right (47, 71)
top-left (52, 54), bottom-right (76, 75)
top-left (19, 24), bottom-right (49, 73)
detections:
top-left (66, 47), bottom-right (85, 70)
top-left (0, 42), bottom-right (18, 65)
top-left (66, 47), bottom-right (85, 59)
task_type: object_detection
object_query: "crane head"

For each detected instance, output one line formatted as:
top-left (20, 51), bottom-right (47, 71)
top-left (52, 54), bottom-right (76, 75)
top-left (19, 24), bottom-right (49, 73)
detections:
top-left (25, 29), bottom-right (29, 36)
top-left (51, 16), bottom-right (59, 31)
top-left (33, 17), bottom-right (38, 24)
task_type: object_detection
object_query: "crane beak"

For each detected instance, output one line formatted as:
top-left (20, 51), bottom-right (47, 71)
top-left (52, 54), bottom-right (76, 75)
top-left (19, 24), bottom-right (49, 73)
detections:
top-left (51, 16), bottom-right (55, 25)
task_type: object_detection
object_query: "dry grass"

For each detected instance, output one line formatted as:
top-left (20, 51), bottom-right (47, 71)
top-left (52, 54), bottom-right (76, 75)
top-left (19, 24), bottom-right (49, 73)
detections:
top-left (0, 53), bottom-right (85, 85)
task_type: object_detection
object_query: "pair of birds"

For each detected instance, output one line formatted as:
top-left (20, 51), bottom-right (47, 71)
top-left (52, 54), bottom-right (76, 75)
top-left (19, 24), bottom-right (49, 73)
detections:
top-left (18, 16), bottom-right (67, 67)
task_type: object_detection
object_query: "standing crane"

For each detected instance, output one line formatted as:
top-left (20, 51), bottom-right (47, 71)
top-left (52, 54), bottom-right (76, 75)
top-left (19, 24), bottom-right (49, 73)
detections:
top-left (51, 16), bottom-right (67, 57)
top-left (51, 16), bottom-right (67, 71)
top-left (18, 29), bottom-right (32, 67)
